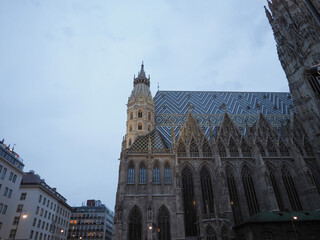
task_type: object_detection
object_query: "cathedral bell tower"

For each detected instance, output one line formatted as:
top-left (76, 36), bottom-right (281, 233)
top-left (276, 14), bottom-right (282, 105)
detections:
top-left (125, 63), bottom-right (155, 148)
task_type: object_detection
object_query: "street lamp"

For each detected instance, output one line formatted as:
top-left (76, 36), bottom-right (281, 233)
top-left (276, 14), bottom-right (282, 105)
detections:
top-left (13, 210), bottom-right (28, 240)
top-left (292, 215), bottom-right (299, 240)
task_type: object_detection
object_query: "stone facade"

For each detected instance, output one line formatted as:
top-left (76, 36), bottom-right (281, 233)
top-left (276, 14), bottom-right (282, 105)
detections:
top-left (113, 64), bottom-right (320, 240)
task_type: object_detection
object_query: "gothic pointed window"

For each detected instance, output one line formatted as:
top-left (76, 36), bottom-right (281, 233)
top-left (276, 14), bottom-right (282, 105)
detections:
top-left (138, 110), bottom-right (142, 118)
top-left (157, 205), bottom-right (171, 240)
top-left (282, 167), bottom-right (302, 211)
top-left (279, 140), bottom-right (290, 157)
top-left (128, 163), bottom-right (135, 184)
top-left (165, 163), bottom-right (172, 183)
top-left (256, 141), bottom-right (266, 157)
top-left (190, 139), bottom-right (199, 157)
top-left (200, 167), bottom-right (214, 215)
top-left (181, 167), bottom-right (198, 236)
top-left (221, 226), bottom-right (228, 240)
top-left (139, 163), bottom-right (146, 184)
top-left (229, 138), bottom-right (239, 157)
top-left (218, 140), bottom-right (226, 157)
top-left (269, 171), bottom-right (284, 211)
top-left (138, 122), bottom-right (143, 130)
top-left (225, 165), bottom-right (242, 225)
top-left (204, 225), bottom-right (217, 240)
top-left (177, 141), bottom-right (186, 157)
top-left (241, 165), bottom-right (260, 216)
top-left (129, 125), bottom-right (133, 132)
top-left (241, 140), bottom-right (251, 157)
top-left (267, 138), bottom-right (277, 157)
top-left (304, 139), bottom-right (314, 156)
top-left (202, 140), bottom-right (212, 157)
top-left (153, 163), bottom-right (160, 183)
top-left (128, 206), bottom-right (142, 240)
top-left (130, 112), bottom-right (133, 120)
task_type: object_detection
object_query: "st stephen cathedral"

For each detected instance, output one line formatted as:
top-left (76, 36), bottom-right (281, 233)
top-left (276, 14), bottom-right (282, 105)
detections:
top-left (113, 1), bottom-right (320, 239)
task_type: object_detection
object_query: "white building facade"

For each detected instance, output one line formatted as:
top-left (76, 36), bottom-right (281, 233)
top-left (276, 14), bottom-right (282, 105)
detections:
top-left (9, 171), bottom-right (72, 240)
top-left (0, 141), bottom-right (25, 240)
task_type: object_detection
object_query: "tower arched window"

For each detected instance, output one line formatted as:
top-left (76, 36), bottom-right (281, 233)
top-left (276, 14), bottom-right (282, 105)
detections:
top-left (190, 139), bottom-right (199, 157)
top-left (177, 141), bottom-right (186, 157)
top-left (181, 167), bottom-right (197, 237)
top-left (282, 167), bottom-right (302, 211)
top-left (139, 163), bottom-right (146, 184)
top-left (218, 141), bottom-right (226, 157)
top-left (269, 171), bottom-right (284, 211)
top-left (138, 123), bottom-right (143, 130)
top-left (200, 167), bottom-right (214, 215)
top-left (157, 205), bottom-right (171, 240)
top-left (204, 225), bottom-right (217, 240)
top-left (153, 163), bottom-right (160, 183)
top-left (148, 112), bottom-right (151, 120)
top-left (226, 165), bottom-right (242, 225)
top-left (241, 140), bottom-right (251, 157)
top-left (130, 112), bottom-right (133, 120)
top-left (128, 206), bottom-right (142, 240)
top-left (129, 125), bottom-right (133, 132)
top-left (202, 140), bottom-right (212, 157)
top-left (165, 163), bottom-right (172, 183)
top-left (267, 138), bottom-right (277, 157)
top-left (138, 110), bottom-right (142, 118)
top-left (241, 165), bottom-right (259, 216)
top-left (128, 163), bottom-right (135, 184)
top-left (229, 138), bottom-right (238, 157)
top-left (129, 138), bottom-right (132, 146)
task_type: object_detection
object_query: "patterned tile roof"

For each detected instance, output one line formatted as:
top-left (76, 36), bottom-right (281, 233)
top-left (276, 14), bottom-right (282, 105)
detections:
top-left (130, 129), bottom-right (168, 150)
top-left (154, 91), bottom-right (294, 148)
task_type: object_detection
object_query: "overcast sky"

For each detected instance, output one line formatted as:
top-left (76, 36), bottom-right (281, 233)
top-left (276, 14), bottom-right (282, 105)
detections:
top-left (0, 0), bottom-right (288, 209)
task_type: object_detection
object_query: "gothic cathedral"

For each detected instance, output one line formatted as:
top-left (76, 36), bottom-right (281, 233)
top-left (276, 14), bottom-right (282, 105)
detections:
top-left (113, 1), bottom-right (320, 239)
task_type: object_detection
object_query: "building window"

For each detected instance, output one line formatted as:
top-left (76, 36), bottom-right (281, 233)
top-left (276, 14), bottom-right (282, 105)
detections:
top-left (20, 192), bottom-right (27, 200)
top-left (13, 216), bottom-right (19, 225)
top-left (9, 229), bottom-right (17, 239)
top-left (279, 140), bottom-right (290, 157)
top-left (218, 141), bottom-right (226, 157)
top-left (37, 219), bottom-right (41, 228)
top-left (242, 165), bottom-right (260, 216)
top-left (241, 140), bottom-right (251, 157)
top-left (29, 230), bottom-right (34, 239)
top-left (138, 110), bottom-right (142, 118)
top-left (33, 218), bottom-right (37, 227)
top-left (221, 226), bottom-right (228, 240)
top-left (229, 138), bottom-right (239, 157)
top-left (130, 112), bottom-right (133, 120)
top-left (257, 141), bottom-right (265, 157)
top-left (181, 167), bottom-right (197, 237)
top-left (9, 172), bottom-right (13, 181)
top-left (8, 189), bottom-right (12, 198)
top-left (139, 163), bottom-right (146, 183)
top-left (129, 125), bottom-right (133, 132)
top-left (267, 138), bottom-right (277, 157)
top-left (148, 125), bottom-right (151, 132)
top-left (43, 197), bottom-right (46, 205)
top-left (40, 208), bottom-right (43, 216)
top-left (39, 195), bottom-right (42, 203)
top-left (0, 168), bottom-right (7, 179)
top-left (3, 187), bottom-right (8, 196)
top-left (12, 174), bottom-right (17, 183)
top-left (202, 140), bottom-right (212, 157)
top-left (128, 163), bottom-right (135, 184)
top-left (2, 205), bottom-right (7, 214)
top-left (16, 204), bottom-right (23, 213)
top-left (200, 167), bottom-right (214, 214)
top-left (282, 167), bottom-right (302, 211)
top-left (148, 112), bottom-right (151, 120)
top-left (190, 139), bottom-right (199, 157)
top-left (157, 205), bottom-right (171, 240)
top-left (153, 164), bottom-right (160, 183)
top-left (177, 141), bottom-right (186, 157)
top-left (128, 206), bottom-right (142, 240)
top-left (36, 206), bottom-right (39, 214)
top-left (138, 122), bottom-right (143, 130)
top-left (165, 164), bottom-right (172, 183)
top-left (269, 170), bottom-right (284, 211)
top-left (204, 225), bottom-right (217, 240)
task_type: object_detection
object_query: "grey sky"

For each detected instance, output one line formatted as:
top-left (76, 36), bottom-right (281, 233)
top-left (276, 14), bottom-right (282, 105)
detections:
top-left (0, 0), bottom-right (287, 209)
